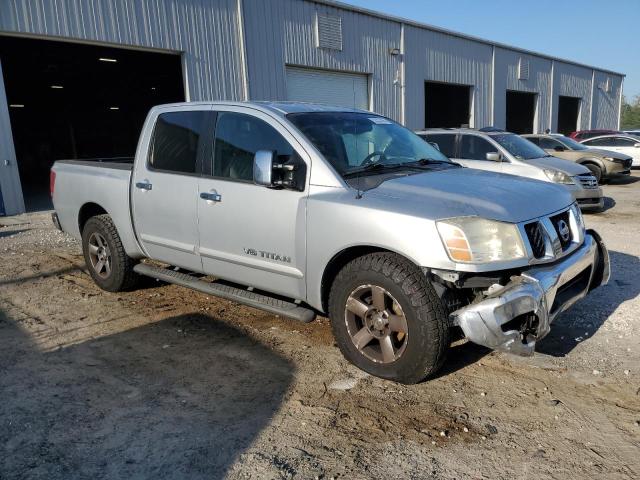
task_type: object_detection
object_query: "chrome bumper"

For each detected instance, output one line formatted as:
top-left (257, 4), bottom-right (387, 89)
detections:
top-left (450, 230), bottom-right (610, 356)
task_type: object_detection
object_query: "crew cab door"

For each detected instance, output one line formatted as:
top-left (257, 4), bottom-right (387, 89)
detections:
top-left (131, 106), bottom-right (213, 272)
top-left (197, 106), bottom-right (309, 300)
top-left (452, 134), bottom-right (504, 173)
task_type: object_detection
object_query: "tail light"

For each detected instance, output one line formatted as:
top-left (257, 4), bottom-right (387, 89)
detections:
top-left (50, 170), bottom-right (56, 198)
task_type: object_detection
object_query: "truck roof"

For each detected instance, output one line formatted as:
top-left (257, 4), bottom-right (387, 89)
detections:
top-left (151, 101), bottom-right (370, 117)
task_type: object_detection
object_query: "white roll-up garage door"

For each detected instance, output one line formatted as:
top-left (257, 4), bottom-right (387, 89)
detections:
top-left (285, 67), bottom-right (369, 110)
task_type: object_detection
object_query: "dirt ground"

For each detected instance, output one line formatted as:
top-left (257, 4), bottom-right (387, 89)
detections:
top-left (1, 174), bottom-right (639, 480)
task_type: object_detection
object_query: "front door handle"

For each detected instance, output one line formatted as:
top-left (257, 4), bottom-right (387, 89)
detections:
top-left (200, 192), bottom-right (222, 202)
top-left (136, 181), bottom-right (152, 191)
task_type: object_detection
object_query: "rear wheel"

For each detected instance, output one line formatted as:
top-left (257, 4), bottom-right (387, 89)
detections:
top-left (328, 252), bottom-right (449, 384)
top-left (82, 214), bottom-right (139, 292)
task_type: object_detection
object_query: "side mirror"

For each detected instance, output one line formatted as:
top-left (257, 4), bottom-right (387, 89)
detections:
top-left (554, 145), bottom-right (566, 152)
top-left (253, 150), bottom-right (275, 187)
top-left (486, 152), bottom-right (502, 162)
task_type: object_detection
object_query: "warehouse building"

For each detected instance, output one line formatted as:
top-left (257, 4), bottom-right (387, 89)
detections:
top-left (0, 0), bottom-right (625, 215)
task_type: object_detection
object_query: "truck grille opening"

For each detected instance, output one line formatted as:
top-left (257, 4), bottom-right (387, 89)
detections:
top-left (550, 266), bottom-right (592, 314)
top-left (549, 210), bottom-right (573, 250)
top-left (524, 221), bottom-right (546, 258)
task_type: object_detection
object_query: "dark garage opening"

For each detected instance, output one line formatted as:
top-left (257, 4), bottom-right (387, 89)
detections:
top-left (506, 90), bottom-right (537, 134)
top-left (424, 81), bottom-right (471, 128)
top-left (557, 96), bottom-right (581, 136)
top-left (0, 36), bottom-right (185, 211)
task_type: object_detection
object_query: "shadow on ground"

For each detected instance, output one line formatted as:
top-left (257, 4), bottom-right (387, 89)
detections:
top-left (537, 250), bottom-right (640, 357)
top-left (0, 310), bottom-right (294, 479)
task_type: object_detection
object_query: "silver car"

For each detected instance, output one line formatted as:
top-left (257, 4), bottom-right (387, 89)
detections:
top-left (418, 129), bottom-right (604, 211)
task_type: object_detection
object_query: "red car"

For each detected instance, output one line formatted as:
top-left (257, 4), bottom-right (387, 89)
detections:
top-left (569, 129), bottom-right (621, 140)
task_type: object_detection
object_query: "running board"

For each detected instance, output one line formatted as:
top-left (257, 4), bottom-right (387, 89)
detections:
top-left (133, 263), bottom-right (316, 323)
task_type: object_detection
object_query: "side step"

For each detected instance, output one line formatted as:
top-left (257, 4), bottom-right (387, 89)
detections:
top-left (133, 263), bottom-right (316, 323)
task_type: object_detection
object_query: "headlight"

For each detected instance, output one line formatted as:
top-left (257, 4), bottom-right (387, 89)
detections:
top-left (543, 169), bottom-right (575, 184)
top-left (603, 156), bottom-right (615, 162)
top-left (436, 217), bottom-right (526, 264)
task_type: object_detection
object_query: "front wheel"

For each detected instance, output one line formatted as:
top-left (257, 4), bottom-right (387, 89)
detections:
top-left (583, 163), bottom-right (603, 183)
top-left (81, 214), bottom-right (139, 292)
top-left (328, 253), bottom-right (449, 384)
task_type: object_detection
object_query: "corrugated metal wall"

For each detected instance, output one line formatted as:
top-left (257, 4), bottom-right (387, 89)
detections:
top-left (404, 26), bottom-right (493, 130)
top-left (552, 62), bottom-right (593, 131)
top-left (242, 0), bottom-right (403, 122)
top-left (0, 0), bottom-right (246, 102)
top-left (592, 70), bottom-right (622, 129)
top-left (494, 48), bottom-right (553, 132)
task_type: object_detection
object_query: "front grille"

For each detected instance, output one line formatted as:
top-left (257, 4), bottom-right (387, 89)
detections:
top-left (524, 221), bottom-right (546, 258)
top-left (577, 174), bottom-right (598, 189)
top-left (550, 211), bottom-right (573, 250)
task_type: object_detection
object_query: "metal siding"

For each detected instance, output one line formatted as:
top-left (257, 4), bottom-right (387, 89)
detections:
top-left (285, 66), bottom-right (368, 109)
top-left (552, 62), bottom-right (592, 131)
top-left (591, 70), bottom-right (622, 129)
top-left (494, 47), bottom-right (552, 132)
top-left (0, 60), bottom-right (25, 216)
top-left (0, 0), bottom-right (245, 101)
top-left (242, 0), bottom-right (402, 121)
top-left (404, 25), bottom-right (493, 130)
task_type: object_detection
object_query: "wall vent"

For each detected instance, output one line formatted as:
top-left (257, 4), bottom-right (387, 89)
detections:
top-left (518, 57), bottom-right (530, 80)
top-left (316, 13), bottom-right (343, 51)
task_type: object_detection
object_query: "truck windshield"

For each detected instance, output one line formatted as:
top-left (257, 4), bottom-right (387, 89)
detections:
top-left (287, 112), bottom-right (451, 176)
top-left (492, 134), bottom-right (549, 160)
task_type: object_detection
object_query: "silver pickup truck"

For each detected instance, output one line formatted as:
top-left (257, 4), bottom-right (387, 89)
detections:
top-left (51, 101), bottom-right (610, 384)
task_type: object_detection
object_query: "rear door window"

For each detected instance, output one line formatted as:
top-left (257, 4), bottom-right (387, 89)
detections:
top-left (583, 137), bottom-right (615, 147)
top-left (459, 135), bottom-right (497, 160)
top-left (150, 111), bottom-right (209, 174)
top-left (421, 133), bottom-right (457, 157)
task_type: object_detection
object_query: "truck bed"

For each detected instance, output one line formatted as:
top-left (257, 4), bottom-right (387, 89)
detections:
top-left (55, 158), bottom-right (134, 171)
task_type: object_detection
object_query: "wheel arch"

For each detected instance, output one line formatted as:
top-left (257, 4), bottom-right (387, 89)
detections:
top-left (78, 202), bottom-right (108, 234)
top-left (577, 157), bottom-right (605, 170)
top-left (319, 245), bottom-right (420, 313)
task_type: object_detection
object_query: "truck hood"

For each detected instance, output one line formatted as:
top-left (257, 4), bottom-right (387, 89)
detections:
top-left (524, 156), bottom-right (590, 175)
top-left (363, 167), bottom-right (573, 223)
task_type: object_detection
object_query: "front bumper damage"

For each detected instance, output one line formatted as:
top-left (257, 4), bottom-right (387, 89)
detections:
top-left (450, 230), bottom-right (610, 356)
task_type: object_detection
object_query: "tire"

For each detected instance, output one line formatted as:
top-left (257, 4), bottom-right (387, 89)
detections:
top-left (583, 163), bottom-right (602, 183)
top-left (328, 252), bottom-right (449, 384)
top-left (81, 214), bottom-right (139, 292)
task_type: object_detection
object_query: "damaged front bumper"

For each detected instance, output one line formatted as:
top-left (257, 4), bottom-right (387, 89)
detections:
top-left (450, 230), bottom-right (610, 356)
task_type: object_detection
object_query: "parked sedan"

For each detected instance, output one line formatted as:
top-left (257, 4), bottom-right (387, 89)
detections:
top-left (417, 129), bottom-right (604, 211)
top-left (523, 133), bottom-right (631, 182)
top-left (569, 129), bottom-right (620, 140)
top-left (580, 135), bottom-right (640, 167)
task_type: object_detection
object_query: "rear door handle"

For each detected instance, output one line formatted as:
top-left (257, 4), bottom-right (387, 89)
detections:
top-left (136, 181), bottom-right (152, 191)
top-left (200, 192), bottom-right (222, 202)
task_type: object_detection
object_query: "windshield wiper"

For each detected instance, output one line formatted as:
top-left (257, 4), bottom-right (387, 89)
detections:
top-left (404, 158), bottom-right (461, 167)
top-left (343, 163), bottom-right (408, 178)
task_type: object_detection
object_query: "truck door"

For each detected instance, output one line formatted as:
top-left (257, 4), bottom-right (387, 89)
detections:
top-left (131, 107), bottom-right (212, 272)
top-left (197, 107), bottom-right (309, 300)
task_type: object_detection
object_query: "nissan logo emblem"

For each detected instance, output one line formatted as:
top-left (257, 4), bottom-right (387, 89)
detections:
top-left (557, 219), bottom-right (570, 242)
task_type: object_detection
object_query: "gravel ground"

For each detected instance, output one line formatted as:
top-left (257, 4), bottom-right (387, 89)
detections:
top-left (1, 174), bottom-right (639, 479)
